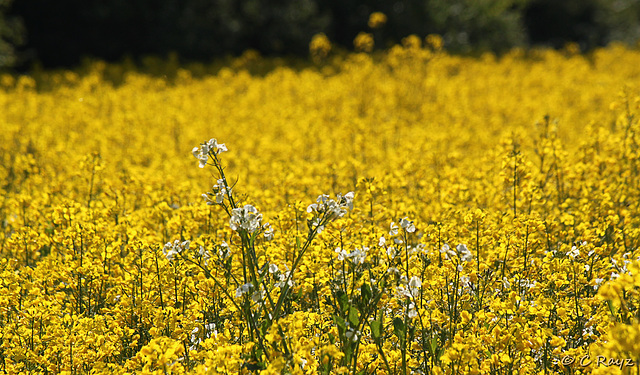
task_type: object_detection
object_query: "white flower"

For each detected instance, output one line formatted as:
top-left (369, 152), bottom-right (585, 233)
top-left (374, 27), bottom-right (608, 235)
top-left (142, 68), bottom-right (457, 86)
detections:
top-left (593, 278), bottom-right (604, 290)
top-left (396, 286), bottom-right (411, 299)
top-left (213, 179), bottom-right (228, 203)
top-left (251, 287), bottom-right (265, 303)
top-left (199, 246), bottom-right (211, 266)
top-left (519, 279), bottom-right (536, 289)
top-left (335, 247), bottom-right (348, 261)
top-left (275, 271), bottom-right (294, 288)
top-left (441, 243), bottom-right (456, 259)
top-left (202, 179), bottom-right (229, 205)
top-left (456, 244), bottom-right (473, 262)
top-left (204, 323), bottom-right (218, 340)
top-left (192, 147), bottom-right (209, 168)
top-left (202, 193), bottom-right (215, 205)
top-left (218, 241), bottom-right (230, 260)
top-left (408, 302), bottom-right (418, 318)
top-left (307, 192), bottom-right (354, 220)
top-left (459, 275), bottom-right (472, 294)
top-left (193, 139), bottom-right (227, 168)
top-left (190, 326), bottom-right (201, 351)
top-left (337, 191), bottom-right (355, 211)
top-left (378, 236), bottom-right (386, 247)
top-left (163, 240), bottom-right (190, 261)
top-left (164, 247), bottom-right (179, 261)
top-left (567, 245), bottom-right (579, 259)
top-left (230, 204), bottom-right (263, 233)
top-left (347, 247), bottom-right (368, 265)
top-left (502, 277), bottom-right (511, 289)
top-left (263, 223), bottom-right (274, 240)
top-left (235, 283), bottom-right (253, 298)
top-left (345, 327), bottom-right (360, 342)
top-left (389, 222), bottom-right (399, 236)
top-left (399, 217), bottom-right (415, 233)
top-left (308, 217), bottom-right (325, 233)
top-left (268, 263), bottom-right (279, 273)
top-left (386, 246), bottom-right (397, 259)
top-left (408, 276), bottom-right (422, 296)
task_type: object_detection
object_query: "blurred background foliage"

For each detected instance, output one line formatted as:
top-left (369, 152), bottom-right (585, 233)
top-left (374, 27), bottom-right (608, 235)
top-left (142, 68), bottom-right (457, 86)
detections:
top-left (1, 0), bottom-right (640, 70)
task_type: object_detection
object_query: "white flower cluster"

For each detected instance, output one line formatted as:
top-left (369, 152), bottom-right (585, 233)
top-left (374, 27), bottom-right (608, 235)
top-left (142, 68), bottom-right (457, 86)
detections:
top-left (440, 243), bottom-right (473, 262)
top-left (198, 246), bottom-right (211, 266)
top-left (190, 323), bottom-right (217, 351)
top-left (235, 282), bottom-right (253, 298)
top-left (163, 240), bottom-right (190, 261)
top-left (263, 223), bottom-right (274, 240)
top-left (217, 241), bottom-right (231, 260)
top-left (264, 263), bottom-right (294, 288)
top-left (610, 254), bottom-right (634, 280)
top-left (334, 246), bottom-right (368, 264)
top-left (389, 217), bottom-right (416, 237)
top-left (399, 217), bottom-right (416, 233)
top-left (230, 204), bottom-right (263, 233)
top-left (192, 138), bottom-right (228, 168)
top-left (307, 192), bottom-right (355, 221)
top-left (456, 244), bottom-right (473, 262)
top-left (202, 179), bottom-right (229, 205)
top-left (567, 245), bottom-right (580, 259)
top-left (274, 266), bottom-right (294, 288)
top-left (397, 276), bottom-right (422, 299)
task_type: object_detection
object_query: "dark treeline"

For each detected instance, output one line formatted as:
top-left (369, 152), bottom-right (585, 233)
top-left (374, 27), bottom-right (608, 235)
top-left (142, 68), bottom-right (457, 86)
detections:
top-left (1, 0), bottom-right (640, 70)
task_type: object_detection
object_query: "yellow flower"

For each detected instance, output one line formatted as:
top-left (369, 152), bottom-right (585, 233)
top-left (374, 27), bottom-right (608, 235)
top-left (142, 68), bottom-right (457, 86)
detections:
top-left (354, 32), bottom-right (374, 52)
top-left (368, 12), bottom-right (387, 29)
top-left (310, 33), bottom-right (332, 62)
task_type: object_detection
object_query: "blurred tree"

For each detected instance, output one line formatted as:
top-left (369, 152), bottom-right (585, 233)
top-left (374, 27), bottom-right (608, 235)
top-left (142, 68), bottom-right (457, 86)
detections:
top-left (318, 0), bottom-right (530, 53)
top-left (0, 0), bottom-right (24, 68)
top-left (524, 0), bottom-right (640, 49)
top-left (6, 0), bottom-right (640, 69)
top-left (10, 0), bottom-right (329, 68)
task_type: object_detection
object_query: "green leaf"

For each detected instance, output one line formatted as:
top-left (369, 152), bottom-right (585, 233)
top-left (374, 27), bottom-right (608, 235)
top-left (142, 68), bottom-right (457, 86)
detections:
top-left (348, 307), bottom-right (359, 327)
top-left (370, 320), bottom-right (382, 340)
top-left (333, 314), bottom-right (346, 335)
top-left (328, 332), bottom-right (335, 344)
top-left (428, 336), bottom-right (438, 355)
top-left (361, 283), bottom-right (372, 305)
top-left (336, 290), bottom-right (349, 313)
top-left (379, 277), bottom-right (386, 291)
top-left (393, 317), bottom-right (405, 343)
top-left (296, 236), bottom-right (301, 249)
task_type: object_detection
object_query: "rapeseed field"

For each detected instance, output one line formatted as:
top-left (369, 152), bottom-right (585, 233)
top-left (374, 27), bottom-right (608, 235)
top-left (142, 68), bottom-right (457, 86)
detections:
top-left (1, 37), bottom-right (640, 374)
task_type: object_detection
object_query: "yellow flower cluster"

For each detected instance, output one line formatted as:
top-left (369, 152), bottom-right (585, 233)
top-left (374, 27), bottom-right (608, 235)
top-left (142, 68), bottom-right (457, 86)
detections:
top-left (1, 40), bottom-right (640, 374)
